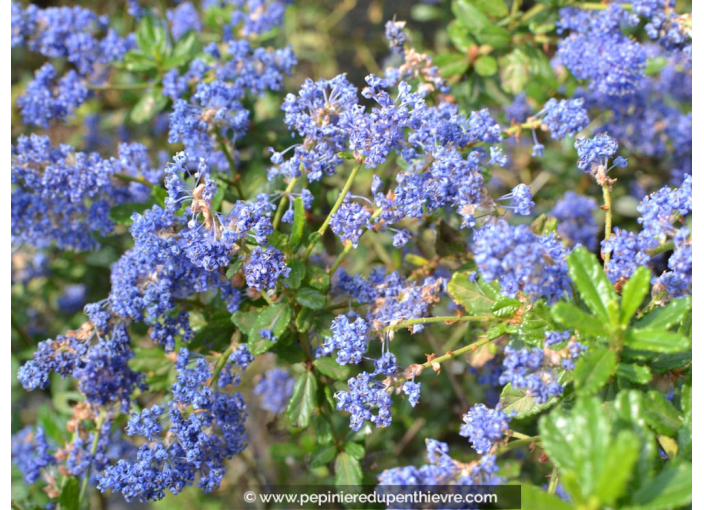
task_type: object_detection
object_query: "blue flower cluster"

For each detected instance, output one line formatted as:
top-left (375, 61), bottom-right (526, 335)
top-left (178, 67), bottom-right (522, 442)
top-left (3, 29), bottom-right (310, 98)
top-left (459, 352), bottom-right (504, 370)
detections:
top-left (254, 367), bottom-right (295, 414)
top-left (473, 220), bottom-right (572, 303)
top-left (602, 175), bottom-right (692, 296)
top-left (98, 348), bottom-right (247, 502)
top-left (499, 331), bottom-right (585, 404)
top-left (460, 404), bottom-right (512, 455)
top-left (337, 268), bottom-right (446, 333)
top-left (323, 315), bottom-right (370, 365)
top-left (378, 439), bottom-right (503, 485)
top-left (550, 191), bottom-right (599, 251)
top-left (11, 136), bottom-right (160, 251)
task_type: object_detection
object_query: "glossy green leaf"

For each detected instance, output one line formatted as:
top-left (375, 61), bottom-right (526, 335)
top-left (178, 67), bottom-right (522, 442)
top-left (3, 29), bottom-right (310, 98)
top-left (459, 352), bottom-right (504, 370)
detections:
top-left (295, 287), bottom-right (326, 310)
top-left (452, 0), bottom-right (491, 33)
top-left (624, 328), bottom-right (691, 353)
top-left (109, 202), bottom-right (151, 225)
top-left (486, 322), bottom-right (508, 340)
top-left (467, 0), bottom-right (508, 17)
top-left (620, 266), bottom-right (651, 325)
top-left (636, 296), bottom-right (691, 330)
top-left (231, 310), bottom-right (258, 335)
top-left (248, 304), bottom-right (292, 355)
top-left (617, 363), bottom-right (652, 385)
top-left (629, 463), bottom-right (692, 510)
top-left (613, 390), bottom-right (657, 488)
top-left (313, 357), bottom-right (350, 380)
top-left (476, 24), bottom-right (511, 48)
top-left (447, 272), bottom-right (498, 316)
top-left (474, 55), bottom-right (498, 77)
top-left (435, 53), bottom-right (470, 78)
top-left (520, 485), bottom-right (573, 510)
top-left (500, 383), bottom-right (560, 419)
top-left (59, 476), bottom-right (80, 510)
top-left (566, 248), bottom-right (618, 325)
top-left (306, 266), bottom-right (331, 292)
top-left (573, 347), bottom-right (617, 396)
top-left (447, 20), bottom-right (476, 52)
top-left (286, 370), bottom-right (318, 429)
top-left (290, 197), bottom-right (306, 248)
top-left (540, 397), bottom-right (635, 501)
top-left (172, 30), bottom-right (200, 59)
top-left (295, 307), bottom-right (314, 333)
top-left (334, 452), bottom-right (362, 486)
top-left (343, 442), bottom-right (365, 460)
top-left (309, 444), bottom-right (337, 468)
top-left (225, 259), bottom-right (242, 279)
top-left (550, 302), bottom-right (609, 337)
top-left (644, 391), bottom-right (682, 437)
top-left (313, 415), bottom-right (334, 445)
top-left (285, 259), bottom-right (306, 289)
top-left (518, 300), bottom-right (554, 347)
top-left (595, 430), bottom-right (640, 505)
top-left (491, 296), bottom-right (520, 318)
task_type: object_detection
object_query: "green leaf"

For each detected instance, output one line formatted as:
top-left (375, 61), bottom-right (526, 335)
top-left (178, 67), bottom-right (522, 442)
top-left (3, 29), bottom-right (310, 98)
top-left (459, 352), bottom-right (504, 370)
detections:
top-left (295, 307), bottom-right (314, 333)
top-left (620, 266), bottom-right (651, 325)
top-left (231, 310), bottom-right (258, 335)
top-left (636, 296), bottom-right (691, 330)
top-left (486, 322), bottom-right (508, 340)
top-left (500, 383), bottom-right (561, 419)
top-left (447, 20), bottom-right (476, 52)
top-left (540, 396), bottom-right (638, 502)
top-left (624, 328), bottom-right (691, 353)
top-left (617, 363), bottom-right (652, 385)
top-left (122, 50), bottom-right (157, 71)
top-left (343, 442), bottom-right (365, 460)
top-left (520, 485), bottom-right (573, 510)
top-left (518, 300), bottom-right (554, 347)
top-left (452, 0), bottom-right (490, 33)
top-left (285, 259), bottom-right (306, 290)
top-left (474, 55), bottom-right (498, 77)
top-left (434, 53), bottom-right (470, 78)
top-left (295, 287), bottom-right (326, 310)
top-left (334, 452), bottom-right (362, 486)
top-left (313, 358), bottom-right (350, 380)
top-left (110, 202), bottom-right (151, 225)
top-left (595, 430), bottom-right (640, 505)
top-left (573, 347), bottom-right (617, 396)
top-left (475, 24), bottom-right (511, 48)
top-left (248, 304), bottom-right (292, 355)
top-left (130, 89), bottom-right (168, 124)
top-left (136, 17), bottom-right (157, 52)
top-left (225, 259), bottom-right (242, 279)
top-left (306, 266), bottom-right (331, 292)
top-left (59, 476), bottom-right (80, 510)
top-left (644, 55), bottom-right (669, 76)
top-left (467, 0), bottom-right (509, 18)
top-left (629, 463), bottom-right (692, 510)
top-left (499, 47), bottom-right (530, 94)
top-left (290, 197), bottom-right (306, 248)
top-left (313, 415), bottom-right (334, 445)
top-left (491, 296), bottom-right (520, 318)
top-left (613, 390), bottom-right (657, 488)
top-left (173, 30), bottom-right (201, 59)
top-left (566, 248), bottom-right (618, 325)
top-left (550, 302), bottom-right (609, 337)
top-left (286, 370), bottom-right (318, 429)
top-left (644, 391), bottom-right (682, 437)
top-left (447, 272), bottom-right (498, 316)
top-left (309, 445), bottom-right (337, 468)
top-left (337, 151), bottom-right (355, 160)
